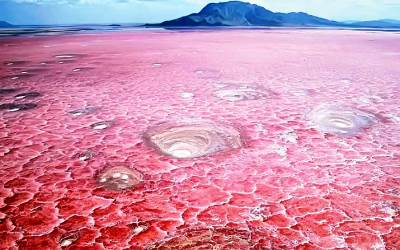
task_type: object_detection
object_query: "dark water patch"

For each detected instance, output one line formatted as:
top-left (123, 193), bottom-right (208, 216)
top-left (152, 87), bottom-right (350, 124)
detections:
top-left (0, 88), bottom-right (20, 95)
top-left (9, 74), bottom-right (34, 80)
top-left (15, 91), bottom-right (41, 100)
top-left (0, 24), bottom-right (143, 37)
top-left (3, 60), bottom-right (30, 66)
top-left (0, 103), bottom-right (37, 112)
top-left (18, 68), bottom-right (48, 74)
top-left (97, 165), bottom-right (143, 191)
top-left (5, 68), bottom-right (49, 80)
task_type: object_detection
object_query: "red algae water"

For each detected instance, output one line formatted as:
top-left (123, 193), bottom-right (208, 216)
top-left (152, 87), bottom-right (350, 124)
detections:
top-left (0, 29), bottom-right (400, 249)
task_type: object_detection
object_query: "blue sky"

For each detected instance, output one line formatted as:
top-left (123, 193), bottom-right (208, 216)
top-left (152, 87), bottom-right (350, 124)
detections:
top-left (1, 0), bottom-right (400, 25)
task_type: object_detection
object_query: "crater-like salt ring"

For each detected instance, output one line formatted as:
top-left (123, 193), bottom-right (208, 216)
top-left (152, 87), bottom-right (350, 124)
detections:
top-left (144, 121), bottom-right (242, 159)
top-left (307, 104), bottom-right (376, 136)
top-left (214, 88), bottom-right (267, 102)
top-left (97, 165), bottom-right (143, 191)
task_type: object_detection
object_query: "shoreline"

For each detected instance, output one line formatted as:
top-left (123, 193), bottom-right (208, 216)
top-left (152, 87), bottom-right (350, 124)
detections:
top-left (1, 25), bottom-right (400, 38)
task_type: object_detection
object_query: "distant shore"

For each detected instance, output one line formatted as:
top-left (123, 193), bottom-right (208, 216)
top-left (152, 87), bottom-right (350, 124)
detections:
top-left (1, 25), bottom-right (400, 38)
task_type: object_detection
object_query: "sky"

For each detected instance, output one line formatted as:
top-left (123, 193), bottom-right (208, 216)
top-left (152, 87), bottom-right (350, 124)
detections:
top-left (1, 0), bottom-right (400, 25)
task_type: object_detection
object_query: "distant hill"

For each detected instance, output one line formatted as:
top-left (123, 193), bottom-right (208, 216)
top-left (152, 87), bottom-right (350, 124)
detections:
top-left (146, 1), bottom-right (341, 27)
top-left (350, 19), bottom-right (400, 28)
top-left (0, 21), bottom-right (14, 28)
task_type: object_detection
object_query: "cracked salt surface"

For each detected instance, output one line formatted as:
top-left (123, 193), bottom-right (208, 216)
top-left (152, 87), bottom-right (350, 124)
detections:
top-left (0, 29), bottom-right (399, 249)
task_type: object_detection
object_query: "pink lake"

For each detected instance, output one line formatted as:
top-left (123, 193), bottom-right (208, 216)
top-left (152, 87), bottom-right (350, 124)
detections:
top-left (0, 29), bottom-right (400, 249)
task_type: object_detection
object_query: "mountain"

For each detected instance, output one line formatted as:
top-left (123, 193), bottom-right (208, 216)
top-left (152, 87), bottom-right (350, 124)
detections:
top-left (147, 1), bottom-right (341, 27)
top-left (350, 19), bottom-right (400, 28)
top-left (376, 19), bottom-right (400, 24)
top-left (0, 21), bottom-right (14, 28)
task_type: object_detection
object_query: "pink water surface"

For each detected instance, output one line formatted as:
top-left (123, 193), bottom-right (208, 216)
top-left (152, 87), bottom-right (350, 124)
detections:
top-left (0, 29), bottom-right (400, 249)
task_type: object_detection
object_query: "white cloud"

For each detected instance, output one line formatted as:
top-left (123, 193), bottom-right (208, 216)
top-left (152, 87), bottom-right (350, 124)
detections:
top-left (11, 0), bottom-right (144, 4)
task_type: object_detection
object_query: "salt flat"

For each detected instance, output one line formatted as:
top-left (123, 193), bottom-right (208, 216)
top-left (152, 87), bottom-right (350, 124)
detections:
top-left (0, 29), bottom-right (399, 249)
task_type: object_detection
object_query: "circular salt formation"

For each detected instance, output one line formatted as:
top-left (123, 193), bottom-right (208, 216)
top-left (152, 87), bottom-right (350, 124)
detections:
top-left (0, 103), bottom-right (37, 112)
top-left (72, 67), bottom-right (94, 72)
top-left (54, 54), bottom-right (85, 64)
top-left (307, 103), bottom-right (376, 136)
top-left (90, 121), bottom-right (112, 130)
top-left (19, 68), bottom-right (47, 74)
top-left (180, 92), bottom-right (194, 99)
top-left (15, 91), bottom-right (41, 100)
top-left (144, 120), bottom-right (242, 159)
top-left (97, 166), bottom-right (143, 191)
top-left (69, 107), bottom-right (97, 116)
top-left (75, 150), bottom-right (94, 161)
top-left (214, 87), bottom-right (266, 102)
top-left (54, 54), bottom-right (84, 59)
top-left (59, 232), bottom-right (79, 248)
top-left (55, 55), bottom-right (74, 59)
top-left (194, 68), bottom-right (221, 79)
